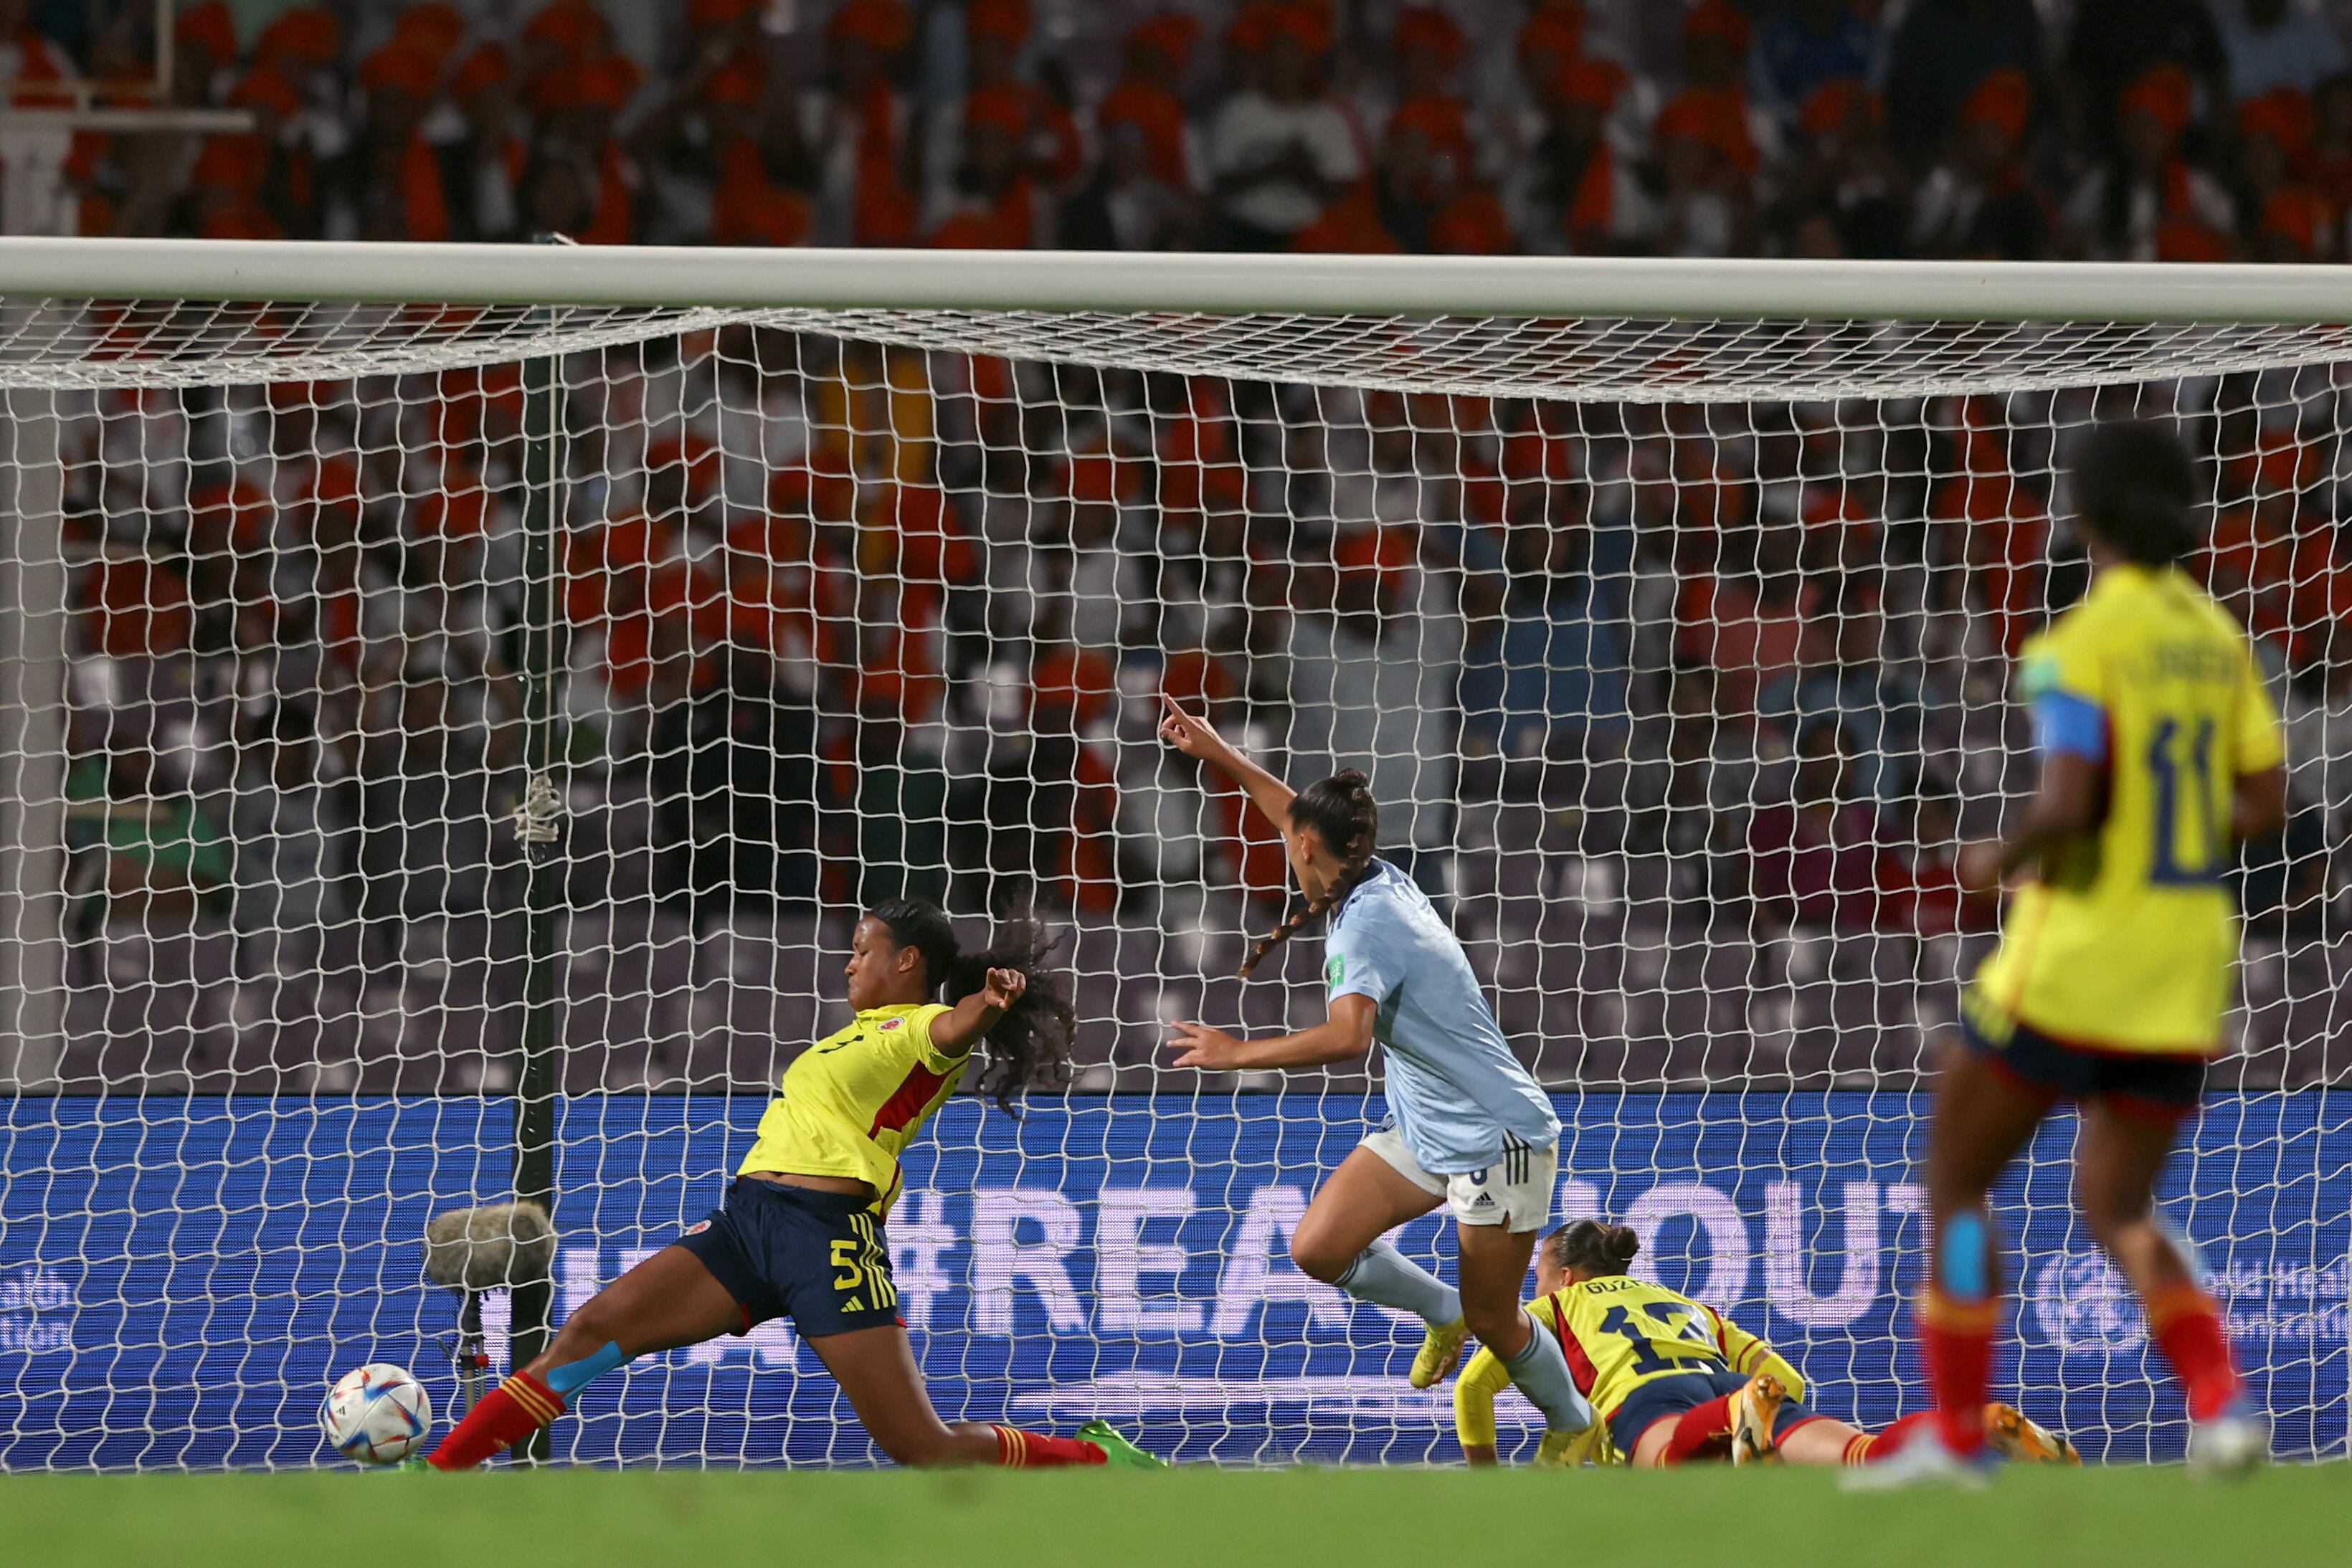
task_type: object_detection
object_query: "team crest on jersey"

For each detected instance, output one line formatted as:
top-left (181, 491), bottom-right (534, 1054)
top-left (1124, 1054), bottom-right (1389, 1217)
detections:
top-left (879, 1018), bottom-right (904, 1030)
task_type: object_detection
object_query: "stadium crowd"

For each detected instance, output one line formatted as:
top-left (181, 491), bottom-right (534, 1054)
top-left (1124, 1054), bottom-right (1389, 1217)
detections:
top-left (37, 0), bottom-right (2350, 1094)
top-left (16, 0), bottom-right (2352, 263)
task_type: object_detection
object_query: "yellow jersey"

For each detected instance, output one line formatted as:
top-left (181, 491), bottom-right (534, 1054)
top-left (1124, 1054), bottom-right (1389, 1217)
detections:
top-left (1969, 564), bottom-right (2285, 1054)
top-left (1454, 1276), bottom-right (1803, 1456)
top-left (738, 1002), bottom-right (963, 1213)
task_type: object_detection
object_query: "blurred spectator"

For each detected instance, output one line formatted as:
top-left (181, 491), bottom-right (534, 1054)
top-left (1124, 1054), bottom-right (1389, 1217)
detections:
top-left (2221, 0), bottom-right (2350, 102)
top-left (811, 0), bottom-right (918, 245)
top-left (924, 0), bottom-right (1080, 237)
top-left (1751, 0), bottom-right (1880, 130)
top-left (1910, 68), bottom-right (2049, 259)
top-left (1623, 662), bottom-right (1754, 908)
top-left (1516, 56), bottom-right (1654, 255)
top-left (825, 700), bottom-right (949, 910)
top-left (2067, 0), bottom-right (2229, 154)
top-left (1744, 720), bottom-right (1907, 936)
top-left (1208, 5), bottom-right (1360, 250)
top-left (1471, 517), bottom-right (1631, 763)
top-left (1779, 76), bottom-right (1907, 258)
top-left (64, 738), bottom-right (231, 936)
top-left (2236, 88), bottom-right (2333, 260)
top-left (1882, 0), bottom-right (2046, 168)
top-left (1759, 575), bottom-right (1927, 806)
top-left (356, 677), bottom-right (513, 976)
top-left (653, 645), bottom-right (822, 926)
top-left (219, 702), bottom-right (356, 1031)
top-left (2062, 64), bottom-right (2236, 260)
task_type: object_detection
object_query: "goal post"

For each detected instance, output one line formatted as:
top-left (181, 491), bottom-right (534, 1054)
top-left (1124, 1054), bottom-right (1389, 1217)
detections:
top-left (0, 240), bottom-right (2343, 1470)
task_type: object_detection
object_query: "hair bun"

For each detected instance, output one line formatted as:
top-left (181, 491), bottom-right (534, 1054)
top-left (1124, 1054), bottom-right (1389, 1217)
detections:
top-left (1605, 1225), bottom-right (1641, 1264)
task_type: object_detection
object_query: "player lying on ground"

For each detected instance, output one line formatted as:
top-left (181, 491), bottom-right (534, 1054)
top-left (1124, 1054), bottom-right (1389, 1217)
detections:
top-left (1452, 1221), bottom-right (2079, 1469)
top-left (1159, 700), bottom-right (1593, 1459)
top-left (1875, 419), bottom-right (2287, 1483)
top-left (428, 900), bottom-right (1157, 1470)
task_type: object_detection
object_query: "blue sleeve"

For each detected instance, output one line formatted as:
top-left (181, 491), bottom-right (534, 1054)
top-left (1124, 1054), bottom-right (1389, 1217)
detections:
top-left (2031, 688), bottom-right (2107, 763)
top-left (1324, 911), bottom-right (1403, 1008)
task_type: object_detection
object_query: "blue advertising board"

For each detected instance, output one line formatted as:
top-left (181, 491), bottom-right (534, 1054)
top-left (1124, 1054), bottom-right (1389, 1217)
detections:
top-left (1, 1092), bottom-right (2344, 1468)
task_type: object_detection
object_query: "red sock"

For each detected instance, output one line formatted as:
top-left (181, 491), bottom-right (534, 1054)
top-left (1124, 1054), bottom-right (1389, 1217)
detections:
top-left (427, 1372), bottom-right (564, 1471)
top-left (1659, 1394), bottom-right (1735, 1465)
top-left (1854, 1411), bottom-right (1940, 1465)
top-left (1918, 1288), bottom-right (1996, 1455)
top-left (991, 1425), bottom-right (1106, 1468)
top-left (2147, 1283), bottom-right (2242, 1422)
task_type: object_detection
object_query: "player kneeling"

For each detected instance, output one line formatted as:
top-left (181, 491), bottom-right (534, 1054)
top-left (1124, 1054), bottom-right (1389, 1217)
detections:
top-left (1454, 1221), bottom-right (2080, 1470)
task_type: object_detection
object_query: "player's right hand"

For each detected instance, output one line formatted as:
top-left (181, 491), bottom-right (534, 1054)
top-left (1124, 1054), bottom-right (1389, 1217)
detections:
top-left (1159, 695), bottom-right (1232, 763)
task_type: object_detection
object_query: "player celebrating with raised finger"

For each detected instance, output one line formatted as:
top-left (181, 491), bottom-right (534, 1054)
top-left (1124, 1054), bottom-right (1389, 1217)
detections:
top-left (425, 899), bottom-right (1159, 1471)
top-left (1158, 698), bottom-right (1594, 1461)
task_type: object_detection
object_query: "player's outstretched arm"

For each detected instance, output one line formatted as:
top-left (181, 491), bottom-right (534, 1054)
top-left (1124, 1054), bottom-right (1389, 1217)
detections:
top-left (929, 966), bottom-right (1027, 1058)
top-left (1958, 751), bottom-right (2105, 892)
top-left (1167, 992), bottom-right (1375, 1072)
top-left (1712, 1307), bottom-right (1807, 1404)
top-left (1160, 695), bottom-right (1296, 830)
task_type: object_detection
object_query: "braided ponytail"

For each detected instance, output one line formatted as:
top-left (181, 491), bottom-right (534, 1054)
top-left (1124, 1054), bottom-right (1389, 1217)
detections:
top-left (1238, 769), bottom-right (1380, 977)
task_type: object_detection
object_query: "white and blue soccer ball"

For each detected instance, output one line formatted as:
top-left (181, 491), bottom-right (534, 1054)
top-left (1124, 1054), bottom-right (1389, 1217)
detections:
top-left (321, 1363), bottom-right (433, 1465)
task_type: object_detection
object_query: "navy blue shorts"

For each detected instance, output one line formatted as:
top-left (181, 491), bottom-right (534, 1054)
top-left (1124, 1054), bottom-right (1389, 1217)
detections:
top-left (1608, 1368), bottom-right (1821, 1458)
top-left (1959, 1011), bottom-right (2204, 1123)
top-left (675, 1178), bottom-right (901, 1339)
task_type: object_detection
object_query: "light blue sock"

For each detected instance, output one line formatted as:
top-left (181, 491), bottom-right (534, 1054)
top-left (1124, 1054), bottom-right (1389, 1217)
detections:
top-left (1501, 1313), bottom-right (1594, 1432)
top-left (1332, 1240), bottom-right (1462, 1328)
top-left (544, 1339), bottom-right (629, 1398)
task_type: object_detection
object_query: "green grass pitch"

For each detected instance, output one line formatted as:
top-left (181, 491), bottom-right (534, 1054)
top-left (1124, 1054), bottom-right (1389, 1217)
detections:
top-left (4, 1465), bottom-right (2332, 1567)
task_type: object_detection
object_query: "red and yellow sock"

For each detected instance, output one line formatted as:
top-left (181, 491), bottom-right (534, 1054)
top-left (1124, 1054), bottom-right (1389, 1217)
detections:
top-left (1658, 1394), bottom-right (1735, 1465)
top-left (427, 1372), bottom-right (564, 1471)
top-left (2146, 1283), bottom-right (2241, 1422)
top-left (991, 1425), bottom-right (1106, 1468)
top-left (1918, 1288), bottom-right (1998, 1456)
top-left (1849, 1410), bottom-right (1940, 1465)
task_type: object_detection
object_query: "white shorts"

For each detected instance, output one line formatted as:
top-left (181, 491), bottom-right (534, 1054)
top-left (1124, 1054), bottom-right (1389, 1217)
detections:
top-left (1361, 1128), bottom-right (1557, 1232)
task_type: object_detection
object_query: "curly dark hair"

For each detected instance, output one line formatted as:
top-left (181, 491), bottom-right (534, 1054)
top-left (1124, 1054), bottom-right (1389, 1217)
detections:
top-left (1238, 769), bottom-right (1380, 977)
top-left (868, 899), bottom-right (1075, 1112)
top-left (1544, 1219), bottom-right (1641, 1278)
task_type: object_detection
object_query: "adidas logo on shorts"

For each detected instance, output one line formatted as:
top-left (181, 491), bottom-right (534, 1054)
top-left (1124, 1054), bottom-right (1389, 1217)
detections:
top-left (1471, 1193), bottom-right (1495, 1209)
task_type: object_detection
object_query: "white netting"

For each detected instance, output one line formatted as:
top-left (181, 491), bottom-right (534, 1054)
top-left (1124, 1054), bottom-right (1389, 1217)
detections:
top-left (11, 300), bottom-right (2352, 401)
top-left (0, 294), bottom-right (2345, 1470)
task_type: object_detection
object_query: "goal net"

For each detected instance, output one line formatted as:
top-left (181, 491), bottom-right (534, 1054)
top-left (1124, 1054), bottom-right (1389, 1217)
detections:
top-left (0, 246), bottom-right (2343, 1470)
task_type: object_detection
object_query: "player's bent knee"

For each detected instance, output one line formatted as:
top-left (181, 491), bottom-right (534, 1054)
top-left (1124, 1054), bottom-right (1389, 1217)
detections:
top-left (1461, 1300), bottom-right (1524, 1349)
top-left (1288, 1233), bottom-right (1350, 1284)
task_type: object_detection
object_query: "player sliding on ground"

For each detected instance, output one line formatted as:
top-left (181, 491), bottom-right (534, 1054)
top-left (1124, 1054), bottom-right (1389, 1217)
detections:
top-left (427, 901), bottom-right (1158, 1471)
top-left (1453, 1221), bottom-right (2079, 1469)
top-left (1870, 420), bottom-right (2287, 1484)
top-left (1158, 700), bottom-right (1594, 1460)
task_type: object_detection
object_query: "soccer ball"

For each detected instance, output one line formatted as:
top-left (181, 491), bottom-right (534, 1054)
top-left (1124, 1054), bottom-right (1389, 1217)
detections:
top-left (321, 1363), bottom-right (434, 1465)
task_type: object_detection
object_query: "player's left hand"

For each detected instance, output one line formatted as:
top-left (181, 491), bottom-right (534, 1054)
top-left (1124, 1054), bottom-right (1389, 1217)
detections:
top-left (1956, 840), bottom-right (2006, 895)
top-left (1167, 1021), bottom-right (1244, 1070)
top-left (980, 968), bottom-right (1028, 1010)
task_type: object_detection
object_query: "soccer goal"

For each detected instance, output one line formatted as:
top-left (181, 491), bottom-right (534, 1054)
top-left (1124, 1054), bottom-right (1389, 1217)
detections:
top-left (0, 241), bottom-right (2342, 1470)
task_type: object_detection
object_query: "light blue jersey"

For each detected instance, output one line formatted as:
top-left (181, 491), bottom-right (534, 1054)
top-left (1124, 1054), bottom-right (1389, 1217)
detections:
top-left (1323, 859), bottom-right (1560, 1173)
